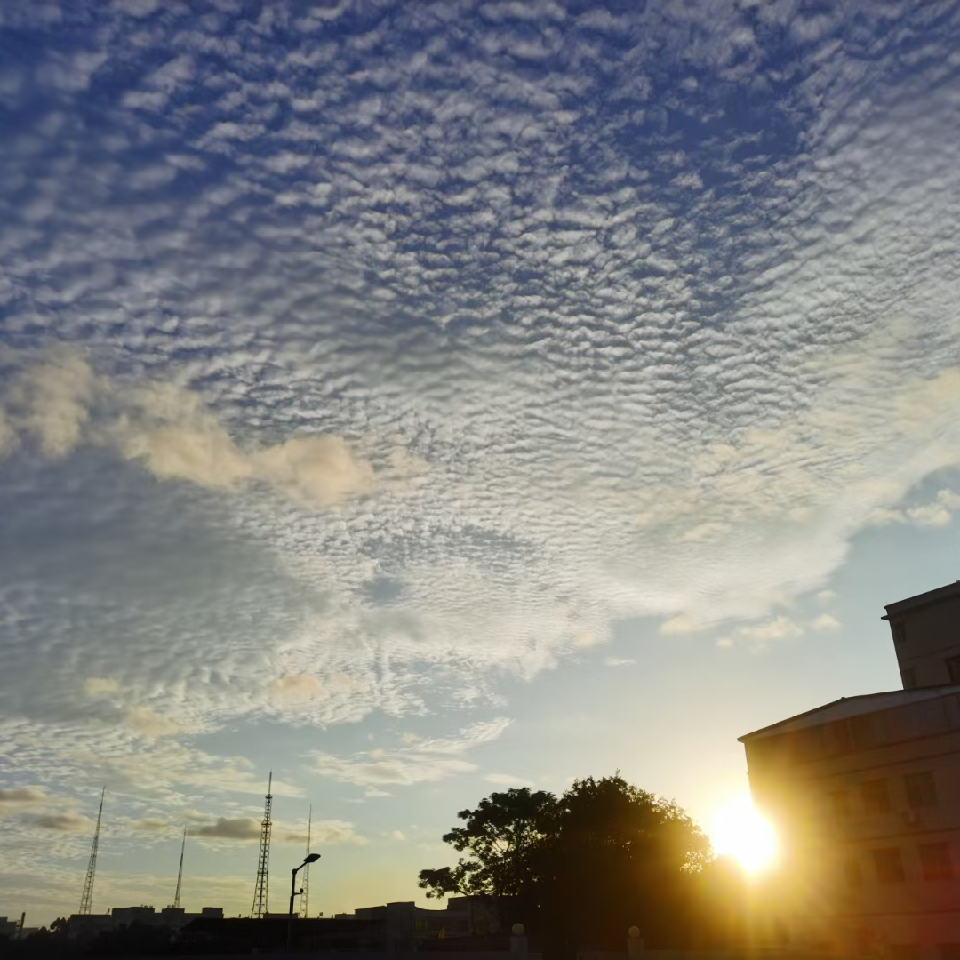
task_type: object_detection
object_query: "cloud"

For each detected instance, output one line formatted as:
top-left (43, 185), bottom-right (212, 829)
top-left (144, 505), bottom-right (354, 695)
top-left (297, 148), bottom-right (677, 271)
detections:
top-left (0, 354), bottom-right (374, 509)
top-left (870, 489), bottom-right (960, 528)
top-left (718, 617), bottom-right (805, 650)
top-left (3, 2), bottom-right (960, 911)
top-left (603, 657), bottom-right (636, 667)
top-left (194, 817), bottom-right (261, 840)
top-left (812, 613), bottom-right (841, 631)
top-left (130, 817), bottom-right (170, 834)
top-left (311, 720), bottom-right (511, 787)
top-left (31, 811), bottom-right (90, 832)
top-left (282, 820), bottom-right (367, 846)
top-left (84, 677), bottom-right (121, 696)
top-left (0, 787), bottom-right (47, 806)
top-left (124, 708), bottom-right (186, 739)
top-left (4, 350), bottom-right (96, 459)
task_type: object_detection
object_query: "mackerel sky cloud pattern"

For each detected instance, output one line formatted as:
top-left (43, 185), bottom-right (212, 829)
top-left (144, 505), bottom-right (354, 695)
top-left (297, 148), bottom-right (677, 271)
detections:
top-left (1, 0), bottom-right (960, 921)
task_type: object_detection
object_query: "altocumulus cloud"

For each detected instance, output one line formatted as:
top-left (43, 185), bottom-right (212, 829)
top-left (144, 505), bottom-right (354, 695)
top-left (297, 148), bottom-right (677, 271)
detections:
top-left (0, 352), bottom-right (374, 508)
top-left (1, 1), bottom-right (960, 903)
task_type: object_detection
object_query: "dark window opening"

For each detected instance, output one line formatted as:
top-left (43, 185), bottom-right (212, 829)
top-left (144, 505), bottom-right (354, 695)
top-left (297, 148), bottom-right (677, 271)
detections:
top-left (919, 842), bottom-right (952, 881)
top-left (873, 847), bottom-right (905, 884)
top-left (905, 771), bottom-right (937, 809)
top-left (947, 655), bottom-right (960, 684)
top-left (861, 779), bottom-right (892, 815)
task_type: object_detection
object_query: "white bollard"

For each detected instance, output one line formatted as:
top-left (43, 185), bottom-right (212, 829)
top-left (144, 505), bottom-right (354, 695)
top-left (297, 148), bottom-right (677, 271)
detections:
top-left (627, 926), bottom-right (644, 958)
top-left (510, 922), bottom-right (529, 957)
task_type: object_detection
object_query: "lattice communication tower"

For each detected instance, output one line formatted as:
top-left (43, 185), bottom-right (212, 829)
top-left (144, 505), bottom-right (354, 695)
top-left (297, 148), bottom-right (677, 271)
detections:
top-left (298, 805), bottom-right (313, 918)
top-left (78, 787), bottom-right (105, 915)
top-left (250, 772), bottom-right (273, 918)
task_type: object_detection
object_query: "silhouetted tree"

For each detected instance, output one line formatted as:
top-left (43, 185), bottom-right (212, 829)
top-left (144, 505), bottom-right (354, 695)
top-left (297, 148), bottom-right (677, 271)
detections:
top-left (419, 775), bottom-right (711, 951)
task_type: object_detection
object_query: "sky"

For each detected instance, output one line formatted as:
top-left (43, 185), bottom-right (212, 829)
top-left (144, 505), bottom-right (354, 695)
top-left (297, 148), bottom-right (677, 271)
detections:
top-left (1, 0), bottom-right (959, 927)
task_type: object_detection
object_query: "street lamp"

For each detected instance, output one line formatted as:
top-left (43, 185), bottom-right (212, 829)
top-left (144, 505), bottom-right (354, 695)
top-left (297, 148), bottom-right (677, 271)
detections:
top-left (287, 853), bottom-right (321, 954)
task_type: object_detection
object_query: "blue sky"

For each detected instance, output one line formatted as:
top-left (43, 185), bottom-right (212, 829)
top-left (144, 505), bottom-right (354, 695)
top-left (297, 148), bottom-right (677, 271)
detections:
top-left (1, 0), bottom-right (960, 925)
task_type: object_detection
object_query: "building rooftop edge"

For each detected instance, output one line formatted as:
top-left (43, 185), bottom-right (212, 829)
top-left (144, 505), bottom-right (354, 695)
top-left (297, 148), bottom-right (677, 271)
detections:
top-left (738, 684), bottom-right (960, 742)
top-left (881, 580), bottom-right (960, 620)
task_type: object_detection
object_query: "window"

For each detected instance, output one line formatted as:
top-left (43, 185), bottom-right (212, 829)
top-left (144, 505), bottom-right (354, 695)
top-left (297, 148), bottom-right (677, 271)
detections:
top-left (905, 771), bottom-right (937, 809)
top-left (851, 713), bottom-right (878, 748)
top-left (890, 946), bottom-right (920, 960)
top-left (901, 667), bottom-right (916, 690)
top-left (947, 655), bottom-right (960, 684)
top-left (873, 847), bottom-right (905, 884)
top-left (843, 856), bottom-right (863, 888)
top-left (861, 779), bottom-right (892, 815)
top-left (919, 842), bottom-right (952, 880)
top-left (829, 789), bottom-right (853, 824)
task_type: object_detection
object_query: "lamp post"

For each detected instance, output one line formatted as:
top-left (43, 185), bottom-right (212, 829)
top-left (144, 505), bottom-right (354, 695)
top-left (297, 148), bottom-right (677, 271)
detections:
top-left (287, 853), bottom-right (320, 954)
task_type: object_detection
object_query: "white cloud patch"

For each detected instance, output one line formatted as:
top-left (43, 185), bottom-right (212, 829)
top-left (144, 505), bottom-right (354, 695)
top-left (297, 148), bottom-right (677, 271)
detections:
top-left (84, 677), bottom-right (120, 697)
top-left (0, 787), bottom-right (47, 807)
top-left (1, 354), bottom-right (374, 509)
top-left (719, 616), bottom-right (805, 650)
top-left (812, 613), bottom-right (841, 631)
top-left (30, 811), bottom-right (91, 832)
top-left (311, 720), bottom-right (511, 787)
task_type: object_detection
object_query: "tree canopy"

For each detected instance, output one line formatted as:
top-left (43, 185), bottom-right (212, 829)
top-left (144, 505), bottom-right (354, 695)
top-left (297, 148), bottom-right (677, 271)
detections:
top-left (419, 774), bottom-right (714, 950)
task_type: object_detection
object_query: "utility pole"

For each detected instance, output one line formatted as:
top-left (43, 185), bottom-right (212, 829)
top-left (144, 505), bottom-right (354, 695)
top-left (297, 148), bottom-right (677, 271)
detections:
top-left (250, 772), bottom-right (273, 918)
top-left (173, 826), bottom-right (187, 909)
top-left (298, 806), bottom-right (312, 918)
top-left (79, 787), bottom-right (105, 915)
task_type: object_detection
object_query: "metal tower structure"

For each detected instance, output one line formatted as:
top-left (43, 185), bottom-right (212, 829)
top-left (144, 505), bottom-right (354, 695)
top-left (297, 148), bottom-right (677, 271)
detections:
top-left (298, 805), bottom-right (312, 918)
top-left (79, 787), bottom-right (105, 915)
top-left (250, 772), bottom-right (273, 918)
top-left (172, 826), bottom-right (187, 909)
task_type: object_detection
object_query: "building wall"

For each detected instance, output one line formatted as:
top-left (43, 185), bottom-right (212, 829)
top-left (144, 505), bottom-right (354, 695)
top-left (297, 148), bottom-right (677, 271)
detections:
top-left (886, 585), bottom-right (960, 689)
top-left (744, 696), bottom-right (960, 958)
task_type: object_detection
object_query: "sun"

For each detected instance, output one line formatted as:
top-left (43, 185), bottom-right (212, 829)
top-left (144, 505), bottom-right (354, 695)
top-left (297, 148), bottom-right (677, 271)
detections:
top-left (708, 794), bottom-right (778, 874)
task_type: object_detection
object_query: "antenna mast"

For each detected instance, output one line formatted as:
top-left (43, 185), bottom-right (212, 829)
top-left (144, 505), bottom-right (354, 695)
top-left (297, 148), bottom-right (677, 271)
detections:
top-left (79, 787), bottom-right (105, 915)
top-left (251, 772), bottom-right (273, 918)
top-left (173, 826), bottom-right (187, 909)
top-left (298, 805), bottom-right (312, 918)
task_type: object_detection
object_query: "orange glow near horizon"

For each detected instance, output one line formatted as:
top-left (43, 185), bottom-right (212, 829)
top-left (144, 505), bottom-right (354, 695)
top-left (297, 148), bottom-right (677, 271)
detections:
top-left (709, 794), bottom-right (779, 875)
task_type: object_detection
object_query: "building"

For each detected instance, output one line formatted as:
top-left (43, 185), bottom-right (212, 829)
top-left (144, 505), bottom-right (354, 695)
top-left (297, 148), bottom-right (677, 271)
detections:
top-left (740, 581), bottom-right (960, 959)
top-left (334, 896), bottom-right (500, 949)
top-left (885, 581), bottom-right (960, 689)
top-left (0, 917), bottom-right (20, 939)
top-left (180, 915), bottom-right (387, 954)
top-left (66, 904), bottom-right (223, 939)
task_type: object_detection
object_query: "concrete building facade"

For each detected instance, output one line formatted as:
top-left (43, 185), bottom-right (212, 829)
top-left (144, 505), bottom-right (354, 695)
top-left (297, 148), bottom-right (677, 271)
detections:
top-left (885, 581), bottom-right (960, 690)
top-left (740, 581), bottom-right (960, 960)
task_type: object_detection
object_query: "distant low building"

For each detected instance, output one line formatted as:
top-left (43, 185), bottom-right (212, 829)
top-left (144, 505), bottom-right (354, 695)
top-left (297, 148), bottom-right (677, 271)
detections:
top-left (181, 915), bottom-right (386, 954)
top-left (66, 904), bottom-right (224, 939)
top-left (0, 917), bottom-right (20, 939)
top-left (740, 581), bottom-right (960, 959)
top-left (336, 896), bottom-right (500, 948)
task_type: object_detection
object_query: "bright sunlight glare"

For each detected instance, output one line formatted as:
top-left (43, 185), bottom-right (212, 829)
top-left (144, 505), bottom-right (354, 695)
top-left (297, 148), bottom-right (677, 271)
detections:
top-left (709, 794), bottom-right (778, 875)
